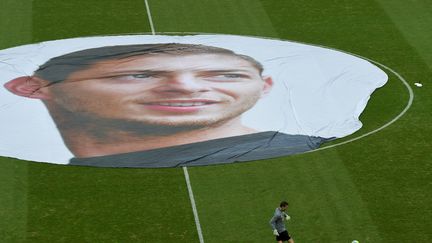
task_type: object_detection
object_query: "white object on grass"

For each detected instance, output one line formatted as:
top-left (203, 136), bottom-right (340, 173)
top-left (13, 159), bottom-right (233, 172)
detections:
top-left (414, 82), bottom-right (423, 87)
top-left (352, 240), bottom-right (359, 243)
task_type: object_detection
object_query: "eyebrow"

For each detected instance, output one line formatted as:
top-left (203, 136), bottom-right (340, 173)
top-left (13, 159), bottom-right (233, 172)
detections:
top-left (198, 69), bottom-right (254, 73)
top-left (98, 68), bottom-right (257, 77)
top-left (68, 68), bottom-right (259, 82)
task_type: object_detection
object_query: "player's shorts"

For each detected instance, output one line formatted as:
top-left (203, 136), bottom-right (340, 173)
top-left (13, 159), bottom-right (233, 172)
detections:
top-left (276, 230), bottom-right (291, 241)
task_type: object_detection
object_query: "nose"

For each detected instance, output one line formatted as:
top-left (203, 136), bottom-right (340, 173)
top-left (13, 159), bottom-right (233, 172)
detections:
top-left (155, 73), bottom-right (210, 94)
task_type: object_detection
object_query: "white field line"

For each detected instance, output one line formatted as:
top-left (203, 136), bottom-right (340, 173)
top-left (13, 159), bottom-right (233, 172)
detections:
top-left (144, 0), bottom-right (156, 35)
top-left (183, 167), bottom-right (205, 243)
top-left (142, 2), bottom-right (204, 242)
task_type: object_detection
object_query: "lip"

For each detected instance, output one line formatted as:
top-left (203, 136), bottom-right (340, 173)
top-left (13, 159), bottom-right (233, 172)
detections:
top-left (141, 99), bottom-right (220, 112)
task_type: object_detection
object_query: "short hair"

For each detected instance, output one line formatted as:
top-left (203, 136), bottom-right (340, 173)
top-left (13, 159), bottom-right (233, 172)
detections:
top-left (280, 201), bottom-right (289, 207)
top-left (34, 43), bottom-right (264, 83)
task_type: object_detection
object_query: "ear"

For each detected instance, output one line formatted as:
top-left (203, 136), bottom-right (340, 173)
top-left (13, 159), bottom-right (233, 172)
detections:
top-left (3, 76), bottom-right (51, 100)
top-left (261, 76), bottom-right (274, 95)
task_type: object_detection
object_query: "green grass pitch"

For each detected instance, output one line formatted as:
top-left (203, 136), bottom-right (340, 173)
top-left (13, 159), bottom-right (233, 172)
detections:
top-left (1, 0), bottom-right (431, 242)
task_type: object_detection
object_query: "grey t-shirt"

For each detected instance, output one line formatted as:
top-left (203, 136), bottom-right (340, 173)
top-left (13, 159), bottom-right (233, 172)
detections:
top-left (69, 131), bottom-right (325, 168)
top-left (269, 207), bottom-right (287, 233)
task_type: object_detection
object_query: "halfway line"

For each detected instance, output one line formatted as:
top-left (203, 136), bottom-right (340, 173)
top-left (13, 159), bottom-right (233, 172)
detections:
top-left (144, 0), bottom-right (156, 35)
top-left (142, 1), bottom-right (205, 242)
top-left (183, 167), bottom-right (205, 243)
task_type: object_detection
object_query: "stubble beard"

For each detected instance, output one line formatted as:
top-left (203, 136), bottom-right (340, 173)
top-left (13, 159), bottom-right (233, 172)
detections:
top-left (116, 99), bottom-right (259, 135)
top-left (53, 108), bottom-right (248, 139)
top-left (48, 93), bottom-right (260, 139)
top-left (90, 110), bottom-right (247, 137)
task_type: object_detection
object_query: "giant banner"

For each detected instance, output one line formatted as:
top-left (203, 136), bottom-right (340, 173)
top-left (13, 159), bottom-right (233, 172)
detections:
top-left (0, 34), bottom-right (387, 167)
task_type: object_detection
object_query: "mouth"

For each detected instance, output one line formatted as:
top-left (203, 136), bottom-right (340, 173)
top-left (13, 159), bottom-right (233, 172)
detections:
top-left (146, 101), bottom-right (216, 107)
top-left (141, 100), bottom-right (219, 112)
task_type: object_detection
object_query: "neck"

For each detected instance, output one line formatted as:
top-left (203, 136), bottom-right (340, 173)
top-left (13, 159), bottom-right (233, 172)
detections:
top-left (54, 116), bottom-right (257, 158)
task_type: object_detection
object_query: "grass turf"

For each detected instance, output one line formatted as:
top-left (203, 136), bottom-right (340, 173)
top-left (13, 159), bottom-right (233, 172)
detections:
top-left (1, 0), bottom-right (431, 242)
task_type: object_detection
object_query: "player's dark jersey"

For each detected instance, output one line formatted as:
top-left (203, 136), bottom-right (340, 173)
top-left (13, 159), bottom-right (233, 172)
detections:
top-left (270, 207), bottom-right (287, 233)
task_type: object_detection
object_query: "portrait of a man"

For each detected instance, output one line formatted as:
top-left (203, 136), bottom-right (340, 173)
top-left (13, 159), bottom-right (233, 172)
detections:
top-left (4, 43), bottom-right (325, 167)
top-left (0, 35), bottom-right (388, 167)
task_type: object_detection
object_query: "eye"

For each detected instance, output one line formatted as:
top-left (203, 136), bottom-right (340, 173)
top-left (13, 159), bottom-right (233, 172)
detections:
top-left (218, 73), bottom-right (243, 78)
top-left (130, 73), bottom-right (153, 79)
top-left (114, 73), bottom-right (156, 81)
top-left (209, 73), bottom-right (247, 80)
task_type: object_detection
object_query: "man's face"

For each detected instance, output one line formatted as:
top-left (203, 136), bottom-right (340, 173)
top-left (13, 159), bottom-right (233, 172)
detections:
top-left (44, 53), bottom-right (272, 128)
